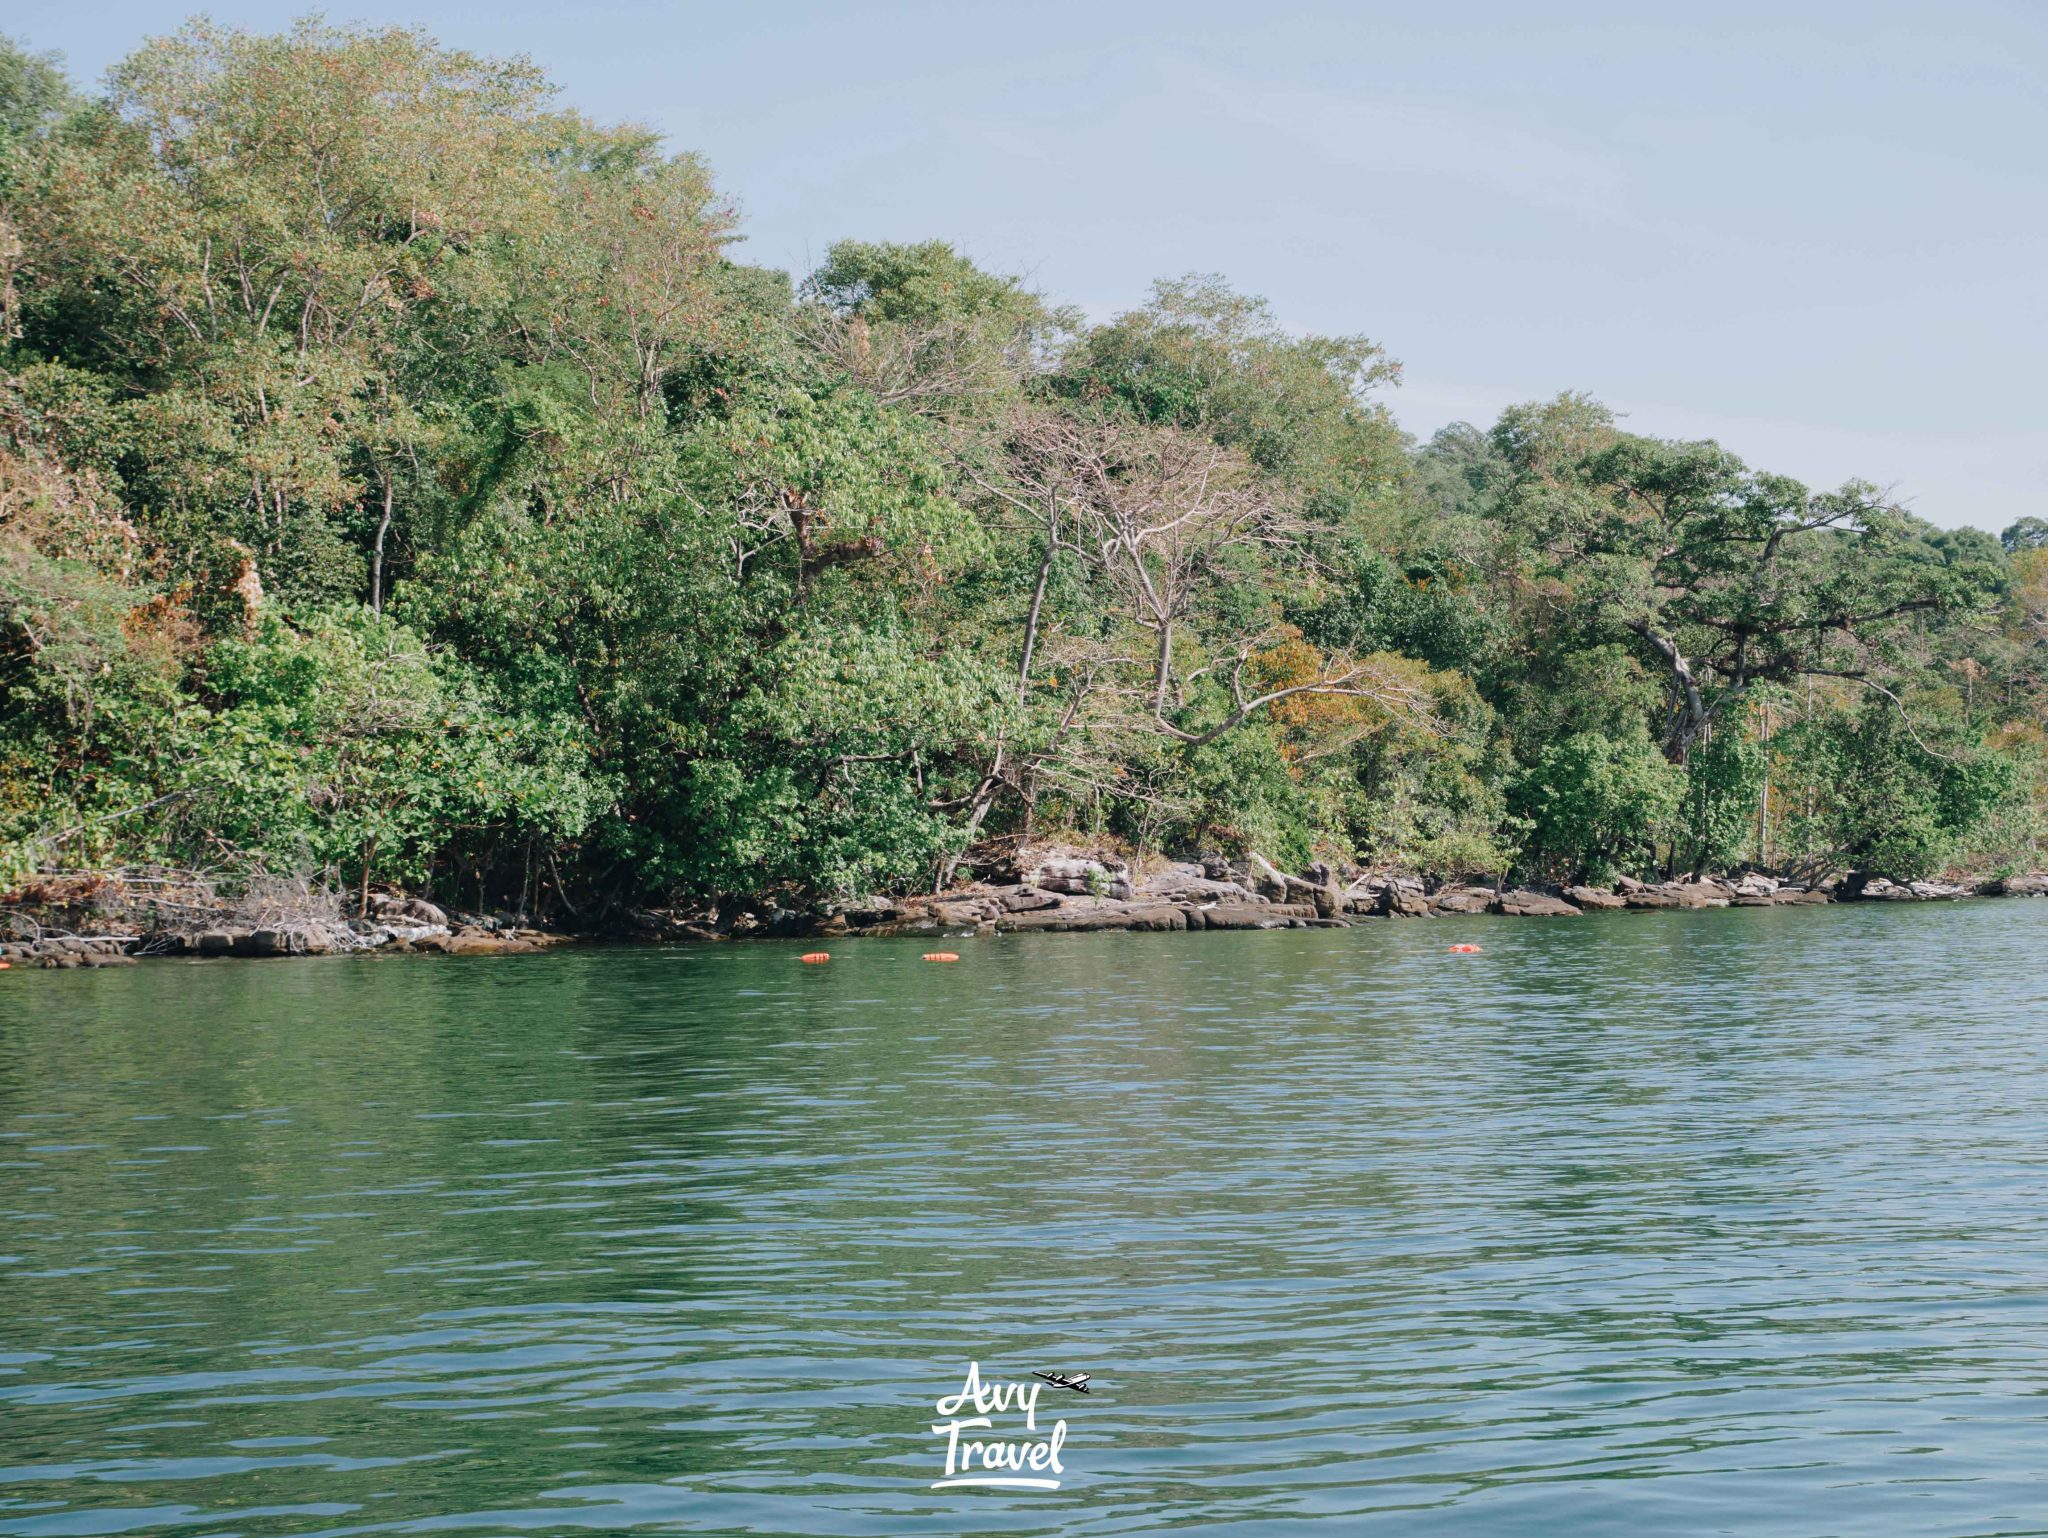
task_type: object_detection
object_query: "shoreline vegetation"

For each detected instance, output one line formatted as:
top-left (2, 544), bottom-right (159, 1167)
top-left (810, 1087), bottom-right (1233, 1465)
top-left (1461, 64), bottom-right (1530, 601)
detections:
top-left (3, 21), bottom-right (2045, 963)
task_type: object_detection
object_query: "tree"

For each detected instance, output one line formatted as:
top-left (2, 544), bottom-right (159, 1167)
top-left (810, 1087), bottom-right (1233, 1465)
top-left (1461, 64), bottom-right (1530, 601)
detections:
top-left (2004, 516), bottom-right (2048, 555)
top-left (1493, 401), bottom-right (2003, 763)
top-left (1510, 728), bottom-right (1682, 883)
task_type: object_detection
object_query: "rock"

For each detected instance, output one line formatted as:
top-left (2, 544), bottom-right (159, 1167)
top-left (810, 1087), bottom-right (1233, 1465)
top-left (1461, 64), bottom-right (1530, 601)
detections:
top-left (1245, 852), bottom-right (1293, 902)
top-left (998, 886), bottom-right (1062, 913)
top-left (1671, 882), bottom-right (1731, 907)
top-left (1428, 886), bottom-right (1495, 915)
top-left (1623, 888), bottom-right (1681, 909)
top-left (234, 929), bottom-right (290, 957)
top-left (1126, 905), bottom-right (1189, 931)
top-left (1034, 857), bottom-right (1127, 896)
top-left (1493, 889), bottom-right (1582, 917)
top-left (1907, 880), bottom-right (1971, 900)
top-left (1730, 873), bottom-right (1780, 897)
top-left (80, 951), bottom-right (137, 966)
top-left (1301, 861), bottom-right (1343, 918)
top-left (371, 894), bottom-right (449, 926)
top-left (1999, 874), bottom-right (2048, 897)
top-left (1772, 888), bottom-right (1830, 904)
top-left (1382, 887), bottom-right (1431, 917)
top-left (420, 927), bottom-right (538, 955)
top-left (194, 930), bottom-right (237, 954)
top-left (997, 900), bottom-right (1184, 933)
top-left (1187, 901), bottom-right (1290, 931)
top-left (1565, 885), bottom-right (1626, 910)
top-left (1135, 872), bottom-right (1264, 904)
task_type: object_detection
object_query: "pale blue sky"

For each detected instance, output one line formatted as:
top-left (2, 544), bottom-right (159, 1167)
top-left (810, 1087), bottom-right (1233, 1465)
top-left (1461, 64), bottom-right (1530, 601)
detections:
top-left (14, 1), bottom-right (2045, 531)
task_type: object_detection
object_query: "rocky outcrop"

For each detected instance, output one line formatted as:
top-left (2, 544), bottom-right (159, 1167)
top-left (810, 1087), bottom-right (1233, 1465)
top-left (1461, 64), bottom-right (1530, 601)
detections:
top-left (1849, 875), bottom-right (1973, 902)
top-left (1, 935), bottom-right (138, 968)
top-left (368, 893), bottom-right (449, 927)
top-left (1492, 889), bottom-right (1582, 917)
top-left (999, 901), bottom-right (1188, 933)
top-left (1033, 857), bottom-right (1133, 901)
top-left (1428, 886), bottom-right (1495, 915)
top-left (1566, 885), bottom-right (1627, 910)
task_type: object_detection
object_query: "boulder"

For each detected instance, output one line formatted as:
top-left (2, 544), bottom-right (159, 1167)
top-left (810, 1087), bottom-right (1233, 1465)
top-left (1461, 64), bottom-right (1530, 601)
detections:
top-left (2000, 874), bottom-right (2048, 897)
top-left (997, 901), bottom-right (1183, 934)
top-left (1136, 872), bottom-right (1264, 904)
top-left (1493, 889), bottom-right (1582, 917)
top-left (998, 886), bottom-right (1062, 913)
top-left (1428, 886), bottom-right (1495, 915)
top-left (1672, 882), bottom-right (1731, 907)
top-left (370, 893), bottom-right (450, 927)
top-left (1772, 888), bottom-right (1830, 904)
top-left (1126, 904), bottom-right (1189, 931)
top-left (1188, 902), bottom-right (1290, 931)
top-left (1623, 888), bottom-right (1682, 909)
top-left (1565, 885), bottom-right (1626, 910)
top-left (1907, 880), bottom-right (1971, 901)
top-left (1034, 858), bottom-right (1127, 897)
top-left (421, 927), bottom-right (538, 955)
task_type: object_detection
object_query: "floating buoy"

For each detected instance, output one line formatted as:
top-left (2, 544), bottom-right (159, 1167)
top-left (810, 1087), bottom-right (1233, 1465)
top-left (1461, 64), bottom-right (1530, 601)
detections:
top-left (0, 960), bottom-right (10, 969)
top-left (922, 952), bottom-right (960, 963)
top-left (1447, 943), bottom-right (1482, 954)
top-left (799, 952), bottom-right (831, 964)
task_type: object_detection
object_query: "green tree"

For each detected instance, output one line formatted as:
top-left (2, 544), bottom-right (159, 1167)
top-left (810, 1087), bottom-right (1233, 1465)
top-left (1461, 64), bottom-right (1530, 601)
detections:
top-left (1510, 728), bottom-right (1682, 883)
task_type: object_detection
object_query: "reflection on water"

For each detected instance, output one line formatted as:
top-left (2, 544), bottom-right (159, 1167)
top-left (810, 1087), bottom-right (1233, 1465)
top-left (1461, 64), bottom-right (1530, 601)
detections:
top-left (3, 903), bottom-right (2048, 1535)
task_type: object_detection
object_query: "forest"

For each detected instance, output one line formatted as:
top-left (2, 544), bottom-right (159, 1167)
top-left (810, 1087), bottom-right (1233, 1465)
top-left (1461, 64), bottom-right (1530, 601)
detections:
top-left (2, 20), bottom-right (2043, 923)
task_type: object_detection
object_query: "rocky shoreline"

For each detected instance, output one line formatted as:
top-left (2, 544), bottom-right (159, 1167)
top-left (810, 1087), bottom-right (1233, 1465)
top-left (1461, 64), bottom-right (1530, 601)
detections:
top-left (0, 890), bottom-right (572, 970)
top-left (5, 862), bottom-right (2045, 971)
top-left (756, 859), bottom-right (2048, 941)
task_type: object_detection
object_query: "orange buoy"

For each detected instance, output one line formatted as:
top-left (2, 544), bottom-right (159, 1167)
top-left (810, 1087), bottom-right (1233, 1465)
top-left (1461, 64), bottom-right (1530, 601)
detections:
top-left (0, 960), bottom-right (10, 969)
top-left (1447, 943), bottom-right (1482, 954)
top-left (921, 952), bottom-right (960, 963)
top-left (799, 952), bottom-right (831, 964)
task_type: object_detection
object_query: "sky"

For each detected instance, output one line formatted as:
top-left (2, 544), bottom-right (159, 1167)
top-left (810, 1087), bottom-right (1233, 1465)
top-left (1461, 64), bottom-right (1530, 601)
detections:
top-left (13, 0), bottom-right (2045, 532)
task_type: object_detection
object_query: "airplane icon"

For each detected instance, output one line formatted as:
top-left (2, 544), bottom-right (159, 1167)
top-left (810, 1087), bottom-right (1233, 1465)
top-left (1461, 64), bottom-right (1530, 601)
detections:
top-left (1034, 1371), bottom-right (1090, 1394)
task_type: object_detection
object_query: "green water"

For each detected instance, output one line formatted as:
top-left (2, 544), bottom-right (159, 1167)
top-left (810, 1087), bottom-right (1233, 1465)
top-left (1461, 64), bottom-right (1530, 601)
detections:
top-left (3, 903), bottom-right (2048, 1536)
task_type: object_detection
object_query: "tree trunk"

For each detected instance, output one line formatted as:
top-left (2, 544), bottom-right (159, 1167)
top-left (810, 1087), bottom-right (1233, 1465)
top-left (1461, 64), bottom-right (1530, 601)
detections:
top-left (1018, 539), bottom-right (1054, 704)
top-left (1152, 620), bottom-right (1174, 715)
top-left (370, 469), bottom-right (394, 615)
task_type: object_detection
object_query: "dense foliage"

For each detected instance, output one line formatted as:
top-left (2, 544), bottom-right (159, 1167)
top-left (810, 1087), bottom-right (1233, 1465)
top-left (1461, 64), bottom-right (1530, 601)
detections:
top-left (2, 22), bottom-right (2041, 913)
